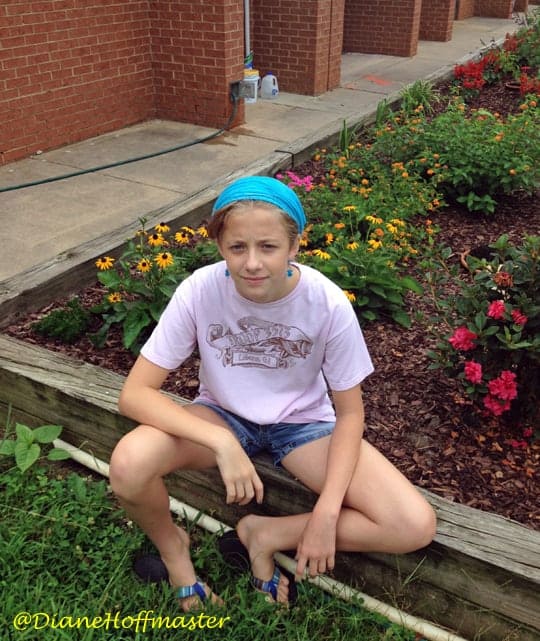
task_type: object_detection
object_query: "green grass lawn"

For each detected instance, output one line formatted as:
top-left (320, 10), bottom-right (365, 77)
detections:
top-left (0, 458), bottom-right (417, 641)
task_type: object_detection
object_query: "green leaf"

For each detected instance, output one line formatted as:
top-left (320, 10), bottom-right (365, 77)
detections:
top-left (33, 424), bottom-right (63, 444)
top-left (15, 423), bottom-right (34, 445)
top-left (15, 441), bottom-right (41, 473)
top-left (122, 307), bottom-right (152, 350)
top-left (400, 276), bottom-right (423, 294)
top-left (47, 447), bottom-right (72, 461)
top-left (391, 310), bottom-right (412, 328)
top-left (0, 440), bottom-right (16, 456)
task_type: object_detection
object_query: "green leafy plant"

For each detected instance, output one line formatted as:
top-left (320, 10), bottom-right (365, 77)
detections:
top-left (399, 79), bottom-right (439, 115)
top-left (426, 235), bottom-right (539, 431)
top-left (33, 297), bottom-right (91, 343)
top-left (408, 98), bottom-right (540, 213)
top-left (92, 218), bottom-right (219, 353)
top-left (0, 417), bottom-right (69, 472)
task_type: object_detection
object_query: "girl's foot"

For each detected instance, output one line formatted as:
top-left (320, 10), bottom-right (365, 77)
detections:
top-left (237, 515), bottom-right (291, 605)
top-left (162, 527), bottom-right (222, 611)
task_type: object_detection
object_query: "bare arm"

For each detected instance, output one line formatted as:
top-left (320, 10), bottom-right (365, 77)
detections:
top-left (118, 354), bottom-right (264, 505)
top-left (295, 384), bottom-right (364, 578)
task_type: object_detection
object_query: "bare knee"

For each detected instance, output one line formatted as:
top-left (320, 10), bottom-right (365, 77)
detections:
top-left (109, 428), bottom-right (160, 500)
top-left (401, 501), bottom-right (437, 552)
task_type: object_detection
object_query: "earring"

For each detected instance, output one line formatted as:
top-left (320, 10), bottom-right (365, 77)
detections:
top-left (225, 268), bottom-right (230, 277)
top-left (287, 262), bottom-right (293, 278)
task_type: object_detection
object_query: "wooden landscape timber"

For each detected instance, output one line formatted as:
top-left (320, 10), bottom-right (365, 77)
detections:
top-left (1, 333), bottom-right (539, 641)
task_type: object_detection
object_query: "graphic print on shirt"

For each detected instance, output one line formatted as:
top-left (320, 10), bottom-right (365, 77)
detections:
top-left (206, 316), bottom-right (313, 369)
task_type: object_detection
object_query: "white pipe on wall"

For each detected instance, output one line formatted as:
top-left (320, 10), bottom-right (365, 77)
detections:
top-left (54, 439), bottom-right (470, 641)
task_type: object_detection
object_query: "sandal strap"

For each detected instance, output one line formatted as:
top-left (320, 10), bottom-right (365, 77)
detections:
top-left (176, 577), bottom-right (207, 601)
top-left (252, 567), bottom-right (281, 601)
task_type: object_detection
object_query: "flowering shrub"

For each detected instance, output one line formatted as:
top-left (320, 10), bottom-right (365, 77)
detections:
top-left (409, 98), bottom-right (540, 213)
top-left (277, 159), bottom-right (434, 326)
top-left (428, 235), bottom-right (539, 429)
top-left (92, 219), bottom-right (218, 352)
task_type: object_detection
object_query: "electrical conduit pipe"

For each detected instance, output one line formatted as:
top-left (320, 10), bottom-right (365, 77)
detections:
top-left (54, 439), bottom-right (469, 641)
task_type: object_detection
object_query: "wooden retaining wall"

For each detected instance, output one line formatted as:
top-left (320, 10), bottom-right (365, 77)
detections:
top-left (1, 334), bottom-right (539, 641)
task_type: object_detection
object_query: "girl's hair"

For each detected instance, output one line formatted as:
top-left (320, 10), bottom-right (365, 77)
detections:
top-left (207, 200), bottom-right (299, 247)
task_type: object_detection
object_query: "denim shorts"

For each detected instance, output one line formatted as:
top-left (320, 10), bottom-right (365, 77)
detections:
top-left (193, 401), bottom-right (335, 466)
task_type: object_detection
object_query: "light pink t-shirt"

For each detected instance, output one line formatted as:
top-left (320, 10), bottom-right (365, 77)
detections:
top-left (141, 261), bottom-right (374, 425)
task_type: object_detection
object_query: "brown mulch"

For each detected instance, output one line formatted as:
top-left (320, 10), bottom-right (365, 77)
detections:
top-left (3, 80), bottom-right (539, 530)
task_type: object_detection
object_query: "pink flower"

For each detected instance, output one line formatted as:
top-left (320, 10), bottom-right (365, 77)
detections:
top-left (511, 309), bottom-right (528, 326)
top-left (448, 326), bottom-right (478, 351)
top-left (487, 370), bottom-right (518, 400)
top-left (464, 360), bottom-right (482, 384)
top-left (487, 300), bottom-right (505, 320)
top-left (483, 394), bottom-right (511, 416)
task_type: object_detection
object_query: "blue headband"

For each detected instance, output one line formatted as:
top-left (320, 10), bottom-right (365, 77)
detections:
top-left (212, 176), bottom-right (306, 233)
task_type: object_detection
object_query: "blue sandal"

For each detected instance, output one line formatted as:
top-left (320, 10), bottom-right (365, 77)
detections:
top-left (251, 567), bottom-right (283, 601)
top-left (176, 577), bottom-right (208, 602)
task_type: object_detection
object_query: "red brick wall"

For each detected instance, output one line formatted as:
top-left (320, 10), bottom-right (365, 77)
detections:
top-left (251, 0), bottom-right (345, 95)
top-left (343, 0), bottom-right (422, 57)
top-left (1, 0), bottom-right (155, 164)
top-left (475, 0), bottom-right (513, 17)
top-left (455, 0), bottom-right (475, 19)
top-left (420, 0), bottom-right (456, 42)
top-left (150, 0), bottom-right (245, 128)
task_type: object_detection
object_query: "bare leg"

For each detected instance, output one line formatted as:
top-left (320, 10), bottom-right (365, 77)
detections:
top-left (109, 405), bottom-right (231, 610)
top-left (237, 436), bottom-right (436, 603)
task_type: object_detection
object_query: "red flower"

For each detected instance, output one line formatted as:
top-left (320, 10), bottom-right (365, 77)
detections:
top-left (487, 299), bottom-right (505, 320)
top-left (487, 370), bottom-right (518, 401)
top-left (449, 326), bottom-right (478, 351)
top-left (464, 360), bottom-right (482, 384)
top-left (511, 309), bottom-right (528, 326)
top-left (483, 394), bottom-right (511, 416)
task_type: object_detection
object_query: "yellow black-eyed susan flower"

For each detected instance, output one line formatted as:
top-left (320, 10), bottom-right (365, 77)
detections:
top-left (343, 290), bottom-right (356, 302)
top-left (197, 226), bottom-right (208, 238)
top-left (175, 231), bottom-right (191, 244)
top-left (346, 241), bottom-right (359, 251)
top-left (155, 222), bottom-right (170, 233)
top-left (96, 256), bottom-right (115, 270)
top-left (342, 205), bottom-right (356, 213)
top-left (368, 239), bottom-right (382, 250)
top-left (155, 252), bottom-right (174, 269)
top-left (137, 258), bottom-right (152, 273)
top-left (148, 233), bottom-right (165, 247)
top-left (325, 233), bottom-right (334, 245)
top-left (312, 249), bottom-right (331, 260)
top-left (107, 292), bottom-right (122, 304)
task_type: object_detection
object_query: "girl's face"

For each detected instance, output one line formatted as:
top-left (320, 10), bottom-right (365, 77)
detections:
top-left (217, 206), bottom-right (300, 303)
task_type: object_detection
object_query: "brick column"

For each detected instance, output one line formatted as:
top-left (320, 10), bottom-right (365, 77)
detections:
top-left (343, 0), bottom-right (422, 57)
top-left (474, 0), bottom-right (513, 18)
top-left (251, 0), bottom-right (345, 96)
top-left (455, 0), bottom-right (475, 19)
top-left (151, 0), bottom-right (245, 130)
top-left (420, 0), bottom-right (456, 42)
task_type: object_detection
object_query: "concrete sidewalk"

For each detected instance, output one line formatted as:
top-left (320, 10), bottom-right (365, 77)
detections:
top-left (0, 15), bottom-right (522, 283)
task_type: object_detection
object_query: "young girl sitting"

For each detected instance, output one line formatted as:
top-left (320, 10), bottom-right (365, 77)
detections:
top-left (109, 176), bottom-right (436, 610)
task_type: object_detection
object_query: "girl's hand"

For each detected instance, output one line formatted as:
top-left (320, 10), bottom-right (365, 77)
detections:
top-left (294, 511), bottom-right (337, 580)
top-left (215, 434), bottom-right (264, 506)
